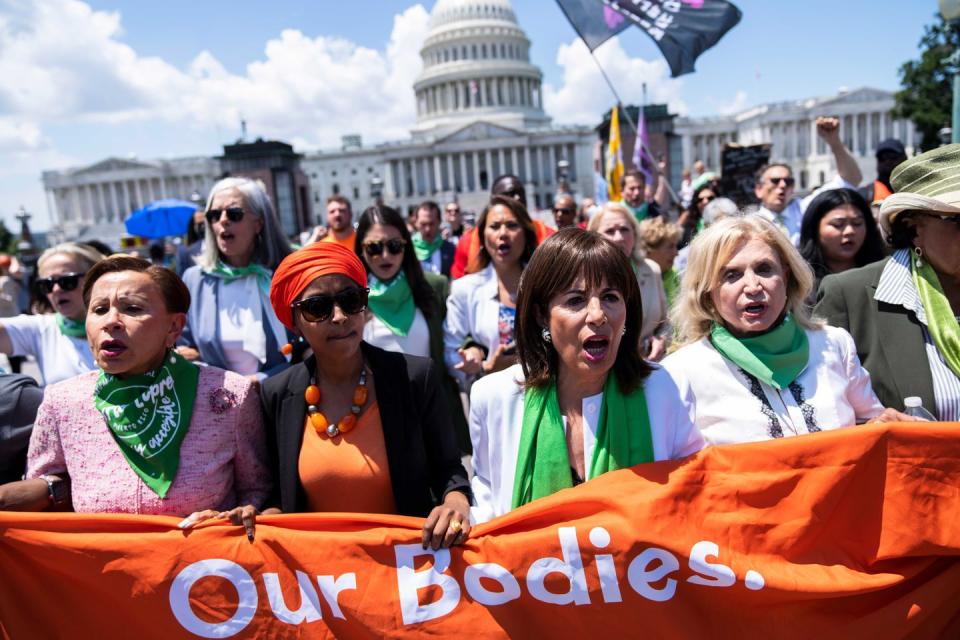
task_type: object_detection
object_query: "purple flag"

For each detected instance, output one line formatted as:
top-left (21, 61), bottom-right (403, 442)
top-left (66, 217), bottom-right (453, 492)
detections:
top-left (631, 108), bottom-right (654, 184)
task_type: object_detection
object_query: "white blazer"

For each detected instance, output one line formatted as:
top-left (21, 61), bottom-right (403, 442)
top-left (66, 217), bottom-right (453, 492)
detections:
top-left (660, 325), bottom-right (883, 446)
top-left (443, 265), bottom-right (504, 386)
top-left (469, 364), bottom-right (706, 524)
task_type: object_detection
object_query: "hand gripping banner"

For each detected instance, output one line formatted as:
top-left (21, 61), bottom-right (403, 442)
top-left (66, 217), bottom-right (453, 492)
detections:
top-left (2, 423), bottom-right (960, 639)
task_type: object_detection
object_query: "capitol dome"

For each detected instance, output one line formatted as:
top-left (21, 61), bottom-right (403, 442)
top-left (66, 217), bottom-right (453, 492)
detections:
top-left (412, 0), bottom-right (550, 138)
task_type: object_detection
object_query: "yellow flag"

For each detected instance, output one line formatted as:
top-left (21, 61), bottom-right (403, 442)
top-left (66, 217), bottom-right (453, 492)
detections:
top-left (606, 106), bottom-right (624, 201)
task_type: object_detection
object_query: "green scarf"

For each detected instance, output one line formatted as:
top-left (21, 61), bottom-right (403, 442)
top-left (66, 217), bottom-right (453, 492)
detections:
top-left (93, 351), bottom-right (200, 498)
top-left (710, 314), bottom-right (809, 390)
top-left (411, 232), bottom-right (445, 262)
top-left (621, 200), bottom-right (650, 221)
top-left (663, 268), bottom-right (680, 308)
top-left (56, 313), bottom-right (87, 338)
top-left (205, 260), bottom-right (272, 292)
top-left (367, 272), bottom-right (416, 336)
top-left (511, 374), bottom-right (653, 509)
top-left (912, 257), bottom-right (960, 379)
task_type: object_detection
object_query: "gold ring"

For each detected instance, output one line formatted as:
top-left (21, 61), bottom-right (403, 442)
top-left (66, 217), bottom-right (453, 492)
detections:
top-left (448, 519), bottom-right (462, 533)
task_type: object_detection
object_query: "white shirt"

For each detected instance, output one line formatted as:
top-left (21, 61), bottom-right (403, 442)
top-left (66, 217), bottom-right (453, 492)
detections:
top-left (660, 325), bottom-right (883, 446)
top-left (218, 277), bottom-right (266, 376)
top-left (363, 308), bottom-right (430, 358)
top-left (3, 314), bottom-right (95, 385)
top-left (443, 265), bottom-right (505, 387)
top-left (468, 364), bottom-right (706, 523)
top-left (756, 175), bottom-right (853, 246)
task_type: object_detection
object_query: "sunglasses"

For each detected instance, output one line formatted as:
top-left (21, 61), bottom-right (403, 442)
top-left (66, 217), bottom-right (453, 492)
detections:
top-left (205, 207), bottom-right (245, 224)
top-left (767, 177), bottom-right (795, 187)
top-left (363, 238), bottom-right (406, 256)
top-left (292, 287), bottom-right (369, 323)
top-left (37, 272), bottom-right (84, 294)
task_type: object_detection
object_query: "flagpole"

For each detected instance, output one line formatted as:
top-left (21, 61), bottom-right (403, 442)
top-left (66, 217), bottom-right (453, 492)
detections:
top-left (586, 51), bottom-right (680, 205)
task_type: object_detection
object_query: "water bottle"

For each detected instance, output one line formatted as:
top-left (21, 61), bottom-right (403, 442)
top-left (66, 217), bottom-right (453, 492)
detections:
top-left (904, 396), bottom-right (936, 421)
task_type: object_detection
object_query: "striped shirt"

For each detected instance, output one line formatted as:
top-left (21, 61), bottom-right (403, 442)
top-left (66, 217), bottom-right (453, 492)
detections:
top-left (874, 249), bottom-right (960, 420)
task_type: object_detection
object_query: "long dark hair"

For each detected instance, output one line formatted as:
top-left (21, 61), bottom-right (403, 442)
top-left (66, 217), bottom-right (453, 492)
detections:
top-left (516, 228), bottom-right (653, 393)
top-left (468, 195), bottom-right (538, 274)
top-left (355, 204), bottom-right (436, 318)
top-left (680, 183), bottom-right (717, 247)
top-left (799, 188), bottom-right (886, 280)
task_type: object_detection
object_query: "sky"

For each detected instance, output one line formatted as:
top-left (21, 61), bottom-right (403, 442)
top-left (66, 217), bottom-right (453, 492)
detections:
top-left (0, 0), bottom-right (936, 231)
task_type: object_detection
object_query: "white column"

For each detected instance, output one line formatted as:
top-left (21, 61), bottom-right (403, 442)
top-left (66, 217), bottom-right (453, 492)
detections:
top-left (523, 146), bottom-right (533, 183)
top-left (906, 120), bottom-right (915, 150)
top-left (879, 111), bottom-right (888, 141)
top-left (809, 120), bottom-right (818, 158)
top-left (537, 82), bottom-right (543, 109)
top-left (398, 160), bottom-right (408, 198)
top-left (121, 181), bottom-right (131, 216)
top-left (433, 156), bottom-right (442, 194)
top-left (445, 154), bottom-right (455, 192)
top-left (547, 144), bottom-right (557, 186)
top-left (459, 153), bottom-right (468, 191)
top-left (384, 161), bottom-right (396, 200)
top-left (865, 112), bottom-right (873, 155)
top-left (479, 78), bottom-right (487, 108)
top-left (511, 147), bottom-right (519, 176)
top-left (109, 182), bottom-right (120, 221)
top-left (498, 148), bottom-right (506, 178)
top-left (473, 151), bottom-right (482, 192)
top-left (681, 135), bottom-right (693, 170)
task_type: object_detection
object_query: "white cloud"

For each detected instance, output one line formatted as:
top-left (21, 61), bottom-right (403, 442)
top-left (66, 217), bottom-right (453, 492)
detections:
top-left (543, 37), bottom-right (687, 125)
top-left (715, 90), bottom-right (749, 116)
top-left (0, 0), bottom-right (430, 150)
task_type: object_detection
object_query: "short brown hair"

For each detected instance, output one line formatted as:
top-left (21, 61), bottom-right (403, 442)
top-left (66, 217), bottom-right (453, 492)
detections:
top-left (516, 227), bottom-right (653, 393)
top-left (468, 195), bottom-right (538, 274)
top-left (326, 195), bottom-right (352, 213)
top-left (620, 169), bottom-right (646, 190)
top-left (83, 256), bottom-right (190, 314)
top-left (416, 200), bottom-right (441, 222)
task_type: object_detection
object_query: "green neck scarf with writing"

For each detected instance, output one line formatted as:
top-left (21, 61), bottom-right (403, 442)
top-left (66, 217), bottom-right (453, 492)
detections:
top-left (367, 271), bottom-right (416, 336)
top-left (93, 351), bottom-right (200, 498)
top-left (56, 313), bottom-right (87, 338)
top-left (512, 374), bottom-right (652, 509)
top-left (411, 232), bottom-right (445, 262)
top-left (205, 260), bottom-right (272, 292)
top-left (710, 314), bottom-right (809, 390)
top-left (912, 256), bottom-right (960, 379)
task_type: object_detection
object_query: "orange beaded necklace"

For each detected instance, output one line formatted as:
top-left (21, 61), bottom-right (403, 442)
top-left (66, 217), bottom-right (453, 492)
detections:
top-left (305, 366), bottom-right (369, 438)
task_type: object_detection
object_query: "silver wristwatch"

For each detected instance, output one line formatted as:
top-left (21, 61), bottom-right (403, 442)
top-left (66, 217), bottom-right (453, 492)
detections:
top-left (42, 475), bottom-right (70, 508)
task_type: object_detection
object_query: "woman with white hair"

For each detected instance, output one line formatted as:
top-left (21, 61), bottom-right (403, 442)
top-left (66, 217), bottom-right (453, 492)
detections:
top-left (588, 202), bottom-right (668, 360)
top-left (661, 216), bottom-right (913, 446)
top-left (177, 177), bottom-right (293, 380)
top-left (0, 243), bottom-right (105, 385)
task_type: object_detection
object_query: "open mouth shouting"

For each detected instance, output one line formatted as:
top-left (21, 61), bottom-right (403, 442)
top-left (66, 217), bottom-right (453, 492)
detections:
top-left (99, 338), bottom-right (127, 359)
top-left (495, 241), bottom-right (512, 258)
top-left (742, 300), bottom-right (769, 320)
top-left (582, 335), bottom-right (611, 363)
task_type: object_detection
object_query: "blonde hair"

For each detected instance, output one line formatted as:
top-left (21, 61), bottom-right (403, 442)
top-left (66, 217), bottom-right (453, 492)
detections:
top-left (639, 217), bottom-right (682, 251)
top-left (587, 202), bottom-right (645, 262)
top-left (670, 215), bottom-right (821, 345)
top-left (37, 242), bottom-right (106, 274)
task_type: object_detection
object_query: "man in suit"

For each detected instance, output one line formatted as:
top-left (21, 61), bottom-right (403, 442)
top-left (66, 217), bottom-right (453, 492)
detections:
top-left (412, 201), bottom-right (455, 278)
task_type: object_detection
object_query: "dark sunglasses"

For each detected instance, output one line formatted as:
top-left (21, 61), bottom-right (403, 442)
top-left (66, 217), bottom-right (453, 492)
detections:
top-left (363, 238), bottom-right (406, 256)
top-left (292, 287), bottom-right (369, 323)
top-left (37, 272), bottom-right (84, 294)
top-left (767, 177), bottom-right (795, 187)
top-left (205, 207), bottom-right (245, 224)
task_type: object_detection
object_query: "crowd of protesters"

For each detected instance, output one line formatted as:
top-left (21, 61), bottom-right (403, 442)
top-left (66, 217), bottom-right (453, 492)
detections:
top-left (0, 120), bottom-right (957, 549)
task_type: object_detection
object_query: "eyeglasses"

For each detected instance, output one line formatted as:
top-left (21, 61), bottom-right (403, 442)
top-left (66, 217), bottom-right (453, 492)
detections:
top-left (37, 273), bottom-right (84, 294)
top-left (363, 238), bottom-right (406, 256)
top-left (292, 287), bottom-right (369, 323)
top-left (767, 177), bottom-right (795, 187)
top-left (205, 207), bottom-right (245, 224)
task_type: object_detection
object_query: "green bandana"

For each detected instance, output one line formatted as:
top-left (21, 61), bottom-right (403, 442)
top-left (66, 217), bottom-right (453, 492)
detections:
top-left (912, 256), bottom-right (960, 379)
top-left (205, 260), bottom-right (272, 292)
top-left (56, 313), bottom-right (87, 338)
top-left (710, 314), bottom-right (809, 390)
top-left (411, 232), bottom-right (445, 262)
top-left (367, 272), bottom-right (416, 336)
top-left (93, 351), bottom-right (200, 498)
top-left (512, 374), bottom-right (653, 510)
top-left (622, 200), bottom-right (650, 221)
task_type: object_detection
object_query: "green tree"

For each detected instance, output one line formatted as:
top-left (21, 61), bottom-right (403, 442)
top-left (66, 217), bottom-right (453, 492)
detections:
top-left (0, 221), bottom-right (14, 254)
top-left (894, 14), bottom-right (960, 151)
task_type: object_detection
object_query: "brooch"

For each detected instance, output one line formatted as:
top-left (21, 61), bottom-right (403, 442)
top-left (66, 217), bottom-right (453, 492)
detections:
top-left (209, 388), bottom-right (238, 415)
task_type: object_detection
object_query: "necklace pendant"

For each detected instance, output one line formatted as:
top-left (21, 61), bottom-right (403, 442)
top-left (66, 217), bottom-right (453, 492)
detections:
top-left (326, 423), bottom-right (340, 437)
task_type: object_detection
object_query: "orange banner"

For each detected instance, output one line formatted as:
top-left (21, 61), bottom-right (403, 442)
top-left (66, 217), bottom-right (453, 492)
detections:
top-left (3, 423), bottom-right (960, 639)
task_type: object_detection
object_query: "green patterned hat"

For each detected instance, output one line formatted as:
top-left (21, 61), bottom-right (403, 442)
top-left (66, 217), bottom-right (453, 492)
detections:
top-left (879, 143), bottom-right (960, 235)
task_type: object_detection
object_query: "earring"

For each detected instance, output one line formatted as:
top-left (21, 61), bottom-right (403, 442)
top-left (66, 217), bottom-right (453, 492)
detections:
top-left (621, 326), bottom-right (627, 336)
top-left (541, 328), bottom-right (552, 343)
top-left (914, 246), bottom-right (924, 268)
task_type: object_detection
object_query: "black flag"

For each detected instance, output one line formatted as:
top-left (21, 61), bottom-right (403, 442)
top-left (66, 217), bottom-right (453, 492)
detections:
top-left (556, 0), bottom-right (742, 77)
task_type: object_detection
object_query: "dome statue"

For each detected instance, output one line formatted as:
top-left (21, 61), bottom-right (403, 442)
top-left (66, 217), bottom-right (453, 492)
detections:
top-left (412, 0), bottom-right (551, 138)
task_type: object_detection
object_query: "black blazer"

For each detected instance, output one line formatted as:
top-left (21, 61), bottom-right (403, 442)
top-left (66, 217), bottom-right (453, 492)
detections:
top-left (439, 241), bottom-right (456, 278)
top-left (260, 342), bottom-right (471, 516)
top-left (815, 258), bottom-right (938, 414)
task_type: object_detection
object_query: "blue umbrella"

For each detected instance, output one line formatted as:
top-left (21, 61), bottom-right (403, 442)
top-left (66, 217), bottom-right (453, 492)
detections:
top-left (124, 199), bottom-right (199, 239)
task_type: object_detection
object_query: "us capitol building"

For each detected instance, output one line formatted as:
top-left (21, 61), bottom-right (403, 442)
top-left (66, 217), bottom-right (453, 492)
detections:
top-left (39, 0), bottom-right (917, 242)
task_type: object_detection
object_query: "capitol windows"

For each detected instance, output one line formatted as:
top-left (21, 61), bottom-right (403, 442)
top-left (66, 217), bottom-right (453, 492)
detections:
top-left (332, 183), bottom-right (340, 195)
top-left (481, 44), bottom-right (487, 58)
top-left (472, 44), bottom-right (478, 58)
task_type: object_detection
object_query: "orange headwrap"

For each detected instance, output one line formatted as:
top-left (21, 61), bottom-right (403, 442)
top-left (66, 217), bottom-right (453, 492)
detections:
top-left (269, 241), bottom-right (367, 329)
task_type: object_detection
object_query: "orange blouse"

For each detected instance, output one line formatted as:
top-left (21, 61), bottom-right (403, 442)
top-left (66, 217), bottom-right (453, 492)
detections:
top-left (298, 402), bottom-right (397, 514)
